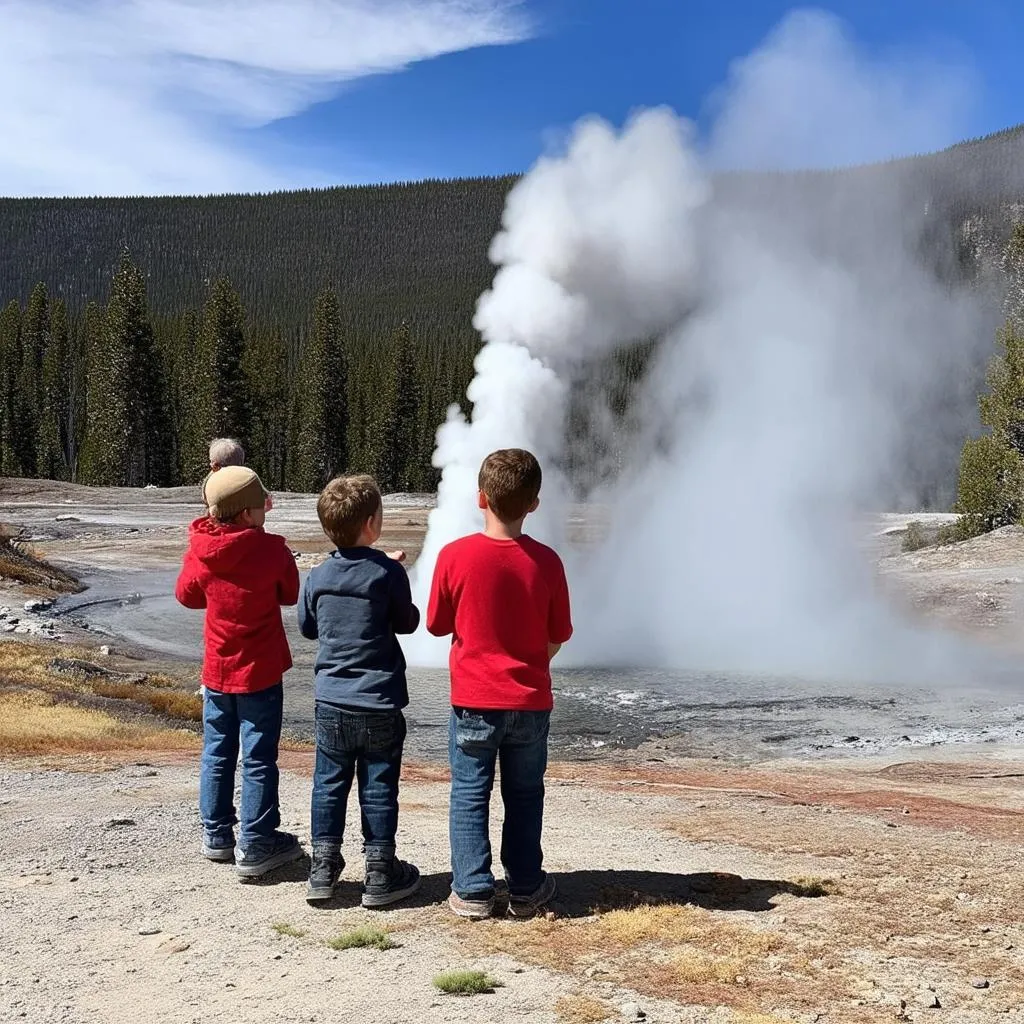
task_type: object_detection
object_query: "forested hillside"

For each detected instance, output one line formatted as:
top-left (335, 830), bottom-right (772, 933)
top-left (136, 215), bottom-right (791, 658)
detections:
top-left (3, 127), bottom-right (1024, 497)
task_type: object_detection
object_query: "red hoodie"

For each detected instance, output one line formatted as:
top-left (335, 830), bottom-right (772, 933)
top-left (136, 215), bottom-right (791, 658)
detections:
top-left (175, 516), bottom-right (300, 694)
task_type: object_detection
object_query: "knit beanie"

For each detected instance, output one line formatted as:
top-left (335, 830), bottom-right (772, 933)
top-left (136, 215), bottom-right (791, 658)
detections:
top-left (205, 466), bottom-right (268, 521)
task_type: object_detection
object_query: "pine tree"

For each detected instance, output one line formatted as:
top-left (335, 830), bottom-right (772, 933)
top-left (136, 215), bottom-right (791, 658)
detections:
top-left (953, 319), bottom-right (1024, 536)
top-left (286, 289), bottom-right (348, 492)
top-left (371, 321), bottom-right (421, 493)
top-left (202, 278), bottom-right (250, 442)
top-left (243, 327), bottom-right (290, 490)
top-left (13, 283), bottom-right (49, 475)
top-left (37, 297), bottom-right (70, 480)
top-left (173, 310), bottom-right (210, 482)
top-left (0, 300), bottom-right (20, 476)
top-left (80, 254), bottom-right (167, 486)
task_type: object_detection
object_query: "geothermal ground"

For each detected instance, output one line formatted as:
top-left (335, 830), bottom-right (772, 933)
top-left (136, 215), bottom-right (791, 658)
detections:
top-left (2, 479), bottom-right (1024, 1023)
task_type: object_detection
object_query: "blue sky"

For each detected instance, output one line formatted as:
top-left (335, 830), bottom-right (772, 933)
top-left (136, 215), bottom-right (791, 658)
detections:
top-left (273, 0), bottom-right (1023, 184)
top-left (1, 0), bottom-right (1021, 196)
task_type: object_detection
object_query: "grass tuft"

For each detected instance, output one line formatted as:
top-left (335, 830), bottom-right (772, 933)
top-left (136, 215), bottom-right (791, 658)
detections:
top-left (671, 950), bottom-right (747, 984)
top-left (787, 876), bottom-right (838, 898)
top-left (327, 925), bottom-right (397, 951)
top-left (271, 922), bottom-right (306, 938)
top-left (555, 993), bottom-right (613, 1023)
top-left (433, 969), bottom-right (502, 995)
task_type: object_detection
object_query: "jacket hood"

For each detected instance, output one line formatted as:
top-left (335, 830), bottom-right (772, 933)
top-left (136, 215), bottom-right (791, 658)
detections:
top-left (187, 515), bottom-right (268, 572)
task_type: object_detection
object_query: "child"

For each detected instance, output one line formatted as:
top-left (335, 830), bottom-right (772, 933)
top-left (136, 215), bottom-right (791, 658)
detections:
top-left (298, 475), bottom-right (421, 906)
top-left (427, 448), bottom-right (573, 919)
top-left (175, 465), bottom-right (302, 879)
top-left (202, 438), bottom-right (273, 512)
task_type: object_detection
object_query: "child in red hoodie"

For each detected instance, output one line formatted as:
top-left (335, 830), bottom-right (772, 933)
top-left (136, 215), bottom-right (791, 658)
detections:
top-left (176, 466), bottom-right (302, 879)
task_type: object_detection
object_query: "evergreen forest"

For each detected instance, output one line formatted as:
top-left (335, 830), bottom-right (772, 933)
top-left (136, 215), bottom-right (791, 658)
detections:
top-left (5, 126), bottom-right (1024, 500)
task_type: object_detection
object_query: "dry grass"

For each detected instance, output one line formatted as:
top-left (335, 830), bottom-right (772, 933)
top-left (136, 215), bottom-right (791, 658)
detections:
top-left (787, 876), bottom-right (838, 898)
top-left (90, 680), bottom-right (202, 721)
top-left (271, 922), bottom-right (307, 939)
top-left (670, 950), bottom-right (748, 984)
top-left (0, 639), bottom-right (201, 720)
top-left (0, 689), bottom-right (198, 756)
top-left (554, 994), bottom-right (613, 1023)
top-left (0, 527), bottom-right (81, 592)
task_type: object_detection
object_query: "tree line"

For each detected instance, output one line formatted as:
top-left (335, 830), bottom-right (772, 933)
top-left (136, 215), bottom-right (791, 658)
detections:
top-left (0, 253), bottom-right (470, 493)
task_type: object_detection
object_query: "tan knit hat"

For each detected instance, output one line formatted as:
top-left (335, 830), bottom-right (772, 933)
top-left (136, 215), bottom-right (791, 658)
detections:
top-left (205, 466), bottom-right (268, 521)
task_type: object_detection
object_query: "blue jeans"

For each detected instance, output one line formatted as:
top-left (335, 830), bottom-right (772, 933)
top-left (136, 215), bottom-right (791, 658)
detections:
top-left (448, 707), bottom-right (550, 899)
top-left (311, 702), bottom-right (406, 853)
top-left (200, 683), bottom-right (283, 850)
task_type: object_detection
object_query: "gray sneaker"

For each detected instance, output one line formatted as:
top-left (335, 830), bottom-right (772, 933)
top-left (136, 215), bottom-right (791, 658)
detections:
top-left (235, 831), bottom-right (302, 879)
top-left (508, 873), bottom-right (556, 919)
top-left (447, 889), bottom-right (495, 920)
top-left (201, 834), bottom-right (235, 863)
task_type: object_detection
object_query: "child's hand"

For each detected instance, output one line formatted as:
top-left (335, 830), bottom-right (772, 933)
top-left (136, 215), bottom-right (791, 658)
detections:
top-left (386, 550), bottom-right (406, 563)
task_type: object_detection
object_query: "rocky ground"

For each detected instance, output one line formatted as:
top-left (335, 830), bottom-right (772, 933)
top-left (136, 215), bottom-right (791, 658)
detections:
top-left (3, 749), bottom-right (1024, 1024)
top-left (4, 482), bottom-right (1024, 1022)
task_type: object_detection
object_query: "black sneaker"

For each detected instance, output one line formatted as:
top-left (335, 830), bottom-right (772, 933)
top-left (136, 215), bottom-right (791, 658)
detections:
top-left (306, 847), bottom-right (344, 902)
top-left (362, 852), bottom-right (421, 908)
top-left (235, 831), bottom-right (302, 880)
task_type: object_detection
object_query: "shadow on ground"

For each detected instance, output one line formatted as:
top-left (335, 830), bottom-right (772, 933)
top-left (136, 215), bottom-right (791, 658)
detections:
top-left (302, 868), bottom-right (825, 917)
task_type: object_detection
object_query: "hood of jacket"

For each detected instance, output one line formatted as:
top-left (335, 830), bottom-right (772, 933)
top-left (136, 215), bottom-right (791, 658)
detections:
top-left (187, 515), bottom-right (267, 573)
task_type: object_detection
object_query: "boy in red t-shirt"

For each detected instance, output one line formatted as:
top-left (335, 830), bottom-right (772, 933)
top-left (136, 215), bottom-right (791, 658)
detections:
top-left (427, 449), bottom-right (572, 919)
top-left (176, 466), bottom-right (302, 880)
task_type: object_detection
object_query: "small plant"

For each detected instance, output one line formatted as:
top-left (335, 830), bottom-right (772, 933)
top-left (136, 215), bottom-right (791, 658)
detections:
top-left (271, 922), bottom-right (306, 938)
top-left (901, 521), bottom-right (931, 552)
top-left (555, 993), bottom-right (613, 1023)
top-left (433, 969), bottom-right (503, 995)
top-left (788, 876), bottom-right (837, 898)
top-left (327, 925), bottom-right (397, 951)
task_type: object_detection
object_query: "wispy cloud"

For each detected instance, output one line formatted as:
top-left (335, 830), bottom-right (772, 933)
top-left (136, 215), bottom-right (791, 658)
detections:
top-left (0, 0), bottom-right (531, 197)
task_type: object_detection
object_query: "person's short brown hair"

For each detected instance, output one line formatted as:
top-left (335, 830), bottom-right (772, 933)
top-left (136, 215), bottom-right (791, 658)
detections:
top-left (478, 449), bottom-right (542, 522)
top-left (317, 475), bottom-right (382, 548)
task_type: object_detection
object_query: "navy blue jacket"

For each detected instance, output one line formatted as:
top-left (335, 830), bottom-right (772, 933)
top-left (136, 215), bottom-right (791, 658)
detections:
top-left (298, 548), bottom-right (420, 710)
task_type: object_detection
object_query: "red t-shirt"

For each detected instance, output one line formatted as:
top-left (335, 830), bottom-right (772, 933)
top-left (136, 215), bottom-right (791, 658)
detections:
top-left (426, 532), bottom-right (573, 711)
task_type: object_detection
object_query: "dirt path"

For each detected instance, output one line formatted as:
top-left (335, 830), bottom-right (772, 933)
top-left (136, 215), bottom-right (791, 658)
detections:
top-left (2, 750), bottom-right (1023, 1024)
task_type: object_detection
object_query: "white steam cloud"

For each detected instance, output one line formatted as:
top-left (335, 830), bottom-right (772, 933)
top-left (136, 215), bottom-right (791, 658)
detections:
top-left (406, 9), bottom-right (989, 685)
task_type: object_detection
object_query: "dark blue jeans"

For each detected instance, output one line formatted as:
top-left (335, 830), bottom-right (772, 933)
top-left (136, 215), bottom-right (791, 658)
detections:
top-left (200, 683), bottom-right (283, 850)
top-left (448, 707), bottom-right (550, 899)
top-left (311, 702), bottom-right (406, 853)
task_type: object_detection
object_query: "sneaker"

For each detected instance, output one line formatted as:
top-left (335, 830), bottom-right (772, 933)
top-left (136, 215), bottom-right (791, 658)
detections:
top-left (362, 852), bottom-right (421, 908)
top-left (447, 889), bottom-right (496, 920)
top-left (201, 834), bottom-right (235, 863)
top-left (508, 872), bottom-right (557, 919)
top-left (235, 831), bottom-right (302, 879)
top-left (306, 847), bottom-right (345, 902)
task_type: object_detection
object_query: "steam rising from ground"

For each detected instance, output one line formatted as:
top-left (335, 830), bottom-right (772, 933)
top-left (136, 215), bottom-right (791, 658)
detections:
top-left (406, 10), bottom-right (990, 682)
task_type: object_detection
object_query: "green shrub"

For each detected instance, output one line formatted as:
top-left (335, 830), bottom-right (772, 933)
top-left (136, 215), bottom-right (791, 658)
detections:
top-left (433, 969), bottom-right (503, 995)
top-left (901, 521), bottom-right (930, 552)
top-left (326, 926), bottom-right (396, 951)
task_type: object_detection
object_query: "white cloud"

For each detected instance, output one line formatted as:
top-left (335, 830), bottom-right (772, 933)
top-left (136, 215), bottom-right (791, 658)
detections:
top-left (706, 9), bottom-right (976, 170)
top-left (0, 0), bottom-right (531, 196)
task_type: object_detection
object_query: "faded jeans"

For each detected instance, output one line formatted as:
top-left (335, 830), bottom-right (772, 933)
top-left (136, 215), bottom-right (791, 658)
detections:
top-left (311, 702), bottom-right (406, 854)
top-left (448, 707), bottom-right (550, 899)
top-left (200, 683), bottom-right (283, 850)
